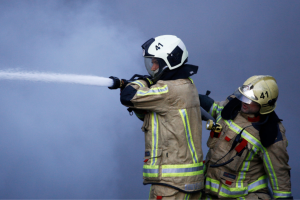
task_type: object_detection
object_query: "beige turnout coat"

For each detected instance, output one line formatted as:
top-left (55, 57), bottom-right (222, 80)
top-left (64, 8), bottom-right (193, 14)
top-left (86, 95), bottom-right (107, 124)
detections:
top-left (204, 97), bottom-right (292, 199)
top-left (121, 78), bottom-right (204, 192)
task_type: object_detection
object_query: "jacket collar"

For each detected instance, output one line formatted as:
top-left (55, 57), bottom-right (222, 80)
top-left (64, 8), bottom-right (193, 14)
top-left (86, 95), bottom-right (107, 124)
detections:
top-left (240, 112), bottom-right (260, 122)
top-left (159, 64), bottom-right (198, 81)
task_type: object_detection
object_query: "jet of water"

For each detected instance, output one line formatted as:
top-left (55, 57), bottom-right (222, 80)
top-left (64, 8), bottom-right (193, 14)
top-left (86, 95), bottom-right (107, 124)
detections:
top-left (0, 69), bottom-right (113, 87)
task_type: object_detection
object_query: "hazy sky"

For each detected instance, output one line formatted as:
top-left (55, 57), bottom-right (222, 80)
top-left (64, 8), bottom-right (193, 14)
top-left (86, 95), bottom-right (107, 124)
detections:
top-left (0, 0), bottom-right (299, 198)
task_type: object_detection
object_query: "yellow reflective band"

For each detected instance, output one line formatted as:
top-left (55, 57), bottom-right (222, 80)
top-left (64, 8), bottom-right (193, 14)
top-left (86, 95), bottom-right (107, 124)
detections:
top-left (132, 80), bottom-right (145, 87)
top-left (211, 103), bottom-right (224, 117)
top-left (179, 109), bottom-right (199, 163)
top-left (199, 191), bottom-right (202, 200)
top-left (161, 163), bottom-right (203, 177)
top-left (162, 163), bottom-right (203, 168)
top-left (236, 146), bottom-right (258, 188)
top-left (188, 77), bottom-right (194, 84)
top-left (224, 119), bottom-right (279, 190)
top-left (219, 184), bottom-right (248, 198)
top-left (205, 194), bottom-right (212, 200)
top-left (143, 165), bottom-right (159, 177)
top-left (146, 78), bottom-right (153, 85)
top-left (161, 171), bottom-right (202, 177)
top-left (205, 177), bottom-right (220, 193)
top-left (148, 185), bottom-right (152, 200)
top-left (151, 112), bottom-right (159, 165)
top-left (248, 175), bottom-right (268, 192)
top-left (184, 193), bottom-right (190, 200)
top-left (237, 197), bottom-right (245, 200)
top-left (216, 115), bottom-right (222, 122)
top-left (273, 191), bottom-right (292, 198)
top-left (137, 85), bottom-right (168, 96)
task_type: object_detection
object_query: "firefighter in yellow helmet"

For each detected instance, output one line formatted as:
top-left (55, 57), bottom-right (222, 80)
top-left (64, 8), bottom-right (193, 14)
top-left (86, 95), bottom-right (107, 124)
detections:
top-left (199, 75), bottom-right (292, 199)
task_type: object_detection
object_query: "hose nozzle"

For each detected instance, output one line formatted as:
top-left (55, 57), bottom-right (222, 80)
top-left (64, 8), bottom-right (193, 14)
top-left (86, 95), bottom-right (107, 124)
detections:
top-left (108, 76), bottom-right (121, 89)
top-left (108, 76), bottom-right (129, 90)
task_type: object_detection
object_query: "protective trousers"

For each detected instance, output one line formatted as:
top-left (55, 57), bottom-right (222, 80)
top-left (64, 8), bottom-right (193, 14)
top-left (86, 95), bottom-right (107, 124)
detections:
top-left (149, 185), bottom-right (202, 200)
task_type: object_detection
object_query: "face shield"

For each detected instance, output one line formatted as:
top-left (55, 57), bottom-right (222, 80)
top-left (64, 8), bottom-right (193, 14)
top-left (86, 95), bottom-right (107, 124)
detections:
top-left (144, 57), bottom-right (163, 78)
top-left (234, 88), bottom-right (253, 104)
top-left (239, 85), bottom-right (258, 101)
top-left (144, 57), bottom-right (155, 77)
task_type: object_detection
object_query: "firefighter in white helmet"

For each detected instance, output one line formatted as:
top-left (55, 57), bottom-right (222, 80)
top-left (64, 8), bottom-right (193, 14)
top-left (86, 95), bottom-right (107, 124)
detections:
top-left (115, 35), bottom-right (204, 199)
top-left (199, 75), bottom-right (292, 199)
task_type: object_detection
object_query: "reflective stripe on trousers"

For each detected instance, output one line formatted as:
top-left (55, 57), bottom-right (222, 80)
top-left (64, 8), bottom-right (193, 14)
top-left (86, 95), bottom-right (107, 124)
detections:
top-left (223, 119), bottom-right (279, 190)
top-left (184, 193), bottom-right (190, 200)
top-left (205, 194), bottom-right (212, 200)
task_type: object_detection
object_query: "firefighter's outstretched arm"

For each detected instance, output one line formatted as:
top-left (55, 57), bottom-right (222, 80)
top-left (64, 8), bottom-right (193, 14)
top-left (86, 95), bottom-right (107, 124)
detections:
top-left (199, 92), bottom-right (230, 120)
top-left (120, 80), bottom-right (168, 114)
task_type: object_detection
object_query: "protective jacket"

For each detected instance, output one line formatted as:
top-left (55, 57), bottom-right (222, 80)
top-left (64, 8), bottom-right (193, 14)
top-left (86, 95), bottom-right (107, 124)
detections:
top-left (120, 65), bottom-right (204, 192)
top-left (203, 96), bottom-right (292, 199)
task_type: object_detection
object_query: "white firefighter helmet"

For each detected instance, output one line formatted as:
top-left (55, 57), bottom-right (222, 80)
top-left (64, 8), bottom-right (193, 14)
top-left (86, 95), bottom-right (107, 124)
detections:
top-left (234, 75), bottom-right (279, 115)
top-left (141, 35), bottom-right (188, 78)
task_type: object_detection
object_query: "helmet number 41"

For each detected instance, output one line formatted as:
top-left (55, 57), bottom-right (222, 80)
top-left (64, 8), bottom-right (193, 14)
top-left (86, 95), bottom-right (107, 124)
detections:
top-left (260, 91), bottom-right (269, 99)
top-left (155, 43), bottom-right (163, 50)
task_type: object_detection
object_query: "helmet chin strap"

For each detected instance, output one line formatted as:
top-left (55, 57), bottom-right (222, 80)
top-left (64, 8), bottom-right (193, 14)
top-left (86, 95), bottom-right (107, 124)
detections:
top-left (153, 68), bottom-right (159, 75)
top-left (152, 66), bottom-right (168, 83)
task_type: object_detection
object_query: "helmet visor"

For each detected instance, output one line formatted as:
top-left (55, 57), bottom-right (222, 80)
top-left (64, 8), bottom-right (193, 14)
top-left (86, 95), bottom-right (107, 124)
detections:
top-left (144, 57), bottom-right (160, 77)
top-left (239, 85), bottom-right (258, 101)
top-left (144, 57), bottom-right (154, 77)
top-left (234, 89), bottom-right (253, 104)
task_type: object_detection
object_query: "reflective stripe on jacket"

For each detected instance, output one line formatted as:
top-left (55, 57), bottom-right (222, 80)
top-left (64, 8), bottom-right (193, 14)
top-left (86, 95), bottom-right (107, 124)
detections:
top-left (121, 79), bottom-right (204, 192)
top-left (204, 97), bottom-right (292, 198)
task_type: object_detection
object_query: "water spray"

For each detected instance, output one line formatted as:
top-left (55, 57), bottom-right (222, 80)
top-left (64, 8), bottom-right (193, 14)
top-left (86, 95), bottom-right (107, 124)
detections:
top-left (0, 69), bottom-right (113, 87)
top-left (0, 69), bottom-right (151, 90)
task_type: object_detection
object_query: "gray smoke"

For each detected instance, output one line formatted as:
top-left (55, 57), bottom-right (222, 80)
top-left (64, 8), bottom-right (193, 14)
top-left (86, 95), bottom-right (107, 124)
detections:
top-left (0, 0), bottom-right (148, 199)
top-left (0, 0), bottom-right (299, 199)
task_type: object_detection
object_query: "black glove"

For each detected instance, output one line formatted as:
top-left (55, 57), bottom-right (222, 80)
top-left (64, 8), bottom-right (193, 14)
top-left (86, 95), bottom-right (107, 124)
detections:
top-left (108, 76), bottom-right (129, 90)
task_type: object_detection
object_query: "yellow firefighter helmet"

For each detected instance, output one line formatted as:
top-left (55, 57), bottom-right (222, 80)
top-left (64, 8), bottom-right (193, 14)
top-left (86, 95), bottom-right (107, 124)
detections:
top-left (234, 75), bottom-right (279, 114)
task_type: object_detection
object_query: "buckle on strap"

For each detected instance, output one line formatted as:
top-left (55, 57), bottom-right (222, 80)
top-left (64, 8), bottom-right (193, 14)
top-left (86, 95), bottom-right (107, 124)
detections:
top-left (210, 131), bottom-right (221, 138)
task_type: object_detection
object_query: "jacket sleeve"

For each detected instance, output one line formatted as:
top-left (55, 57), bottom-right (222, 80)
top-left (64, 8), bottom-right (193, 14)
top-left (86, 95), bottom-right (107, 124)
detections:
top-left (260, 123), bottom-right (292, 199)
top-left (120, 80), bottom-right (169, 114)
top-left (208, 95), bottom-right (235, 119)
top-left (209, 100), bottom-right (228, 119)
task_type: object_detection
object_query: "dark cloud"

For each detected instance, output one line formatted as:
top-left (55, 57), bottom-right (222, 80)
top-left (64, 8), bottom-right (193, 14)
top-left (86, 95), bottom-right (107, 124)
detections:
top-left (0, 0), bottom-right (299, 198)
